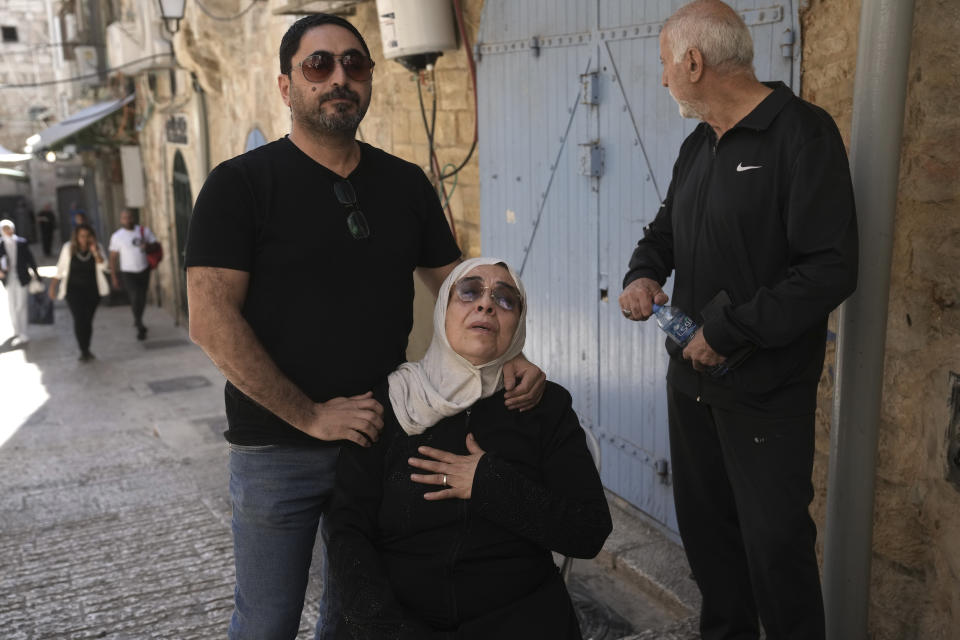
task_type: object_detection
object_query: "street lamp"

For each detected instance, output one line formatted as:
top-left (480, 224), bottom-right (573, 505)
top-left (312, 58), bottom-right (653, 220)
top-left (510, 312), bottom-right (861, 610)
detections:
top-left (158, 0), bottom-right (186, 34)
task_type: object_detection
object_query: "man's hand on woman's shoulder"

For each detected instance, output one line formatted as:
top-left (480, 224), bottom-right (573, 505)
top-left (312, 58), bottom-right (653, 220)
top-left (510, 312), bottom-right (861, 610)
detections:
top-left (503, 353), bottom-right (546, 411)
top-left (304, 391), bottom-right (385, 447)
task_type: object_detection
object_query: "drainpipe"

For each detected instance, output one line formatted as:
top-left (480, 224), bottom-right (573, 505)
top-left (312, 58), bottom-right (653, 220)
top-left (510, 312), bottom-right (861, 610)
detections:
top-left (822, 1), bottom-right (916, 639)
top-left (192, 72), bottom-right (212, 175)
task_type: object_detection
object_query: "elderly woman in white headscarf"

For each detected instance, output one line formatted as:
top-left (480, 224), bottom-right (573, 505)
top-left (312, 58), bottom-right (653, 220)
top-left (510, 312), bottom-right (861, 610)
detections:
top-left (321, 257), bottom-right (612, 640)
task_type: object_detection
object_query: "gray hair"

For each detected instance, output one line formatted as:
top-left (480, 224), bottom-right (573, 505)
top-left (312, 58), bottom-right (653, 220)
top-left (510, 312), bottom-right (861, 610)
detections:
top-left (663, 0), bottom-right (754, 73)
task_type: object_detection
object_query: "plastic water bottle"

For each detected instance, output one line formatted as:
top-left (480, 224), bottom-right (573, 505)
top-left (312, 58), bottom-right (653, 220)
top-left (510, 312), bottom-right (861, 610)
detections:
top-left (652, 304), bottom-right (698, 347)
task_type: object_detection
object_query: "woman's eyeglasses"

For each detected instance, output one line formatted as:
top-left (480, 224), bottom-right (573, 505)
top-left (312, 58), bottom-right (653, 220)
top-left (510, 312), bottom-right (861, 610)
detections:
top-left (453, 277), bottom-right (522, 312)
top-left (296, 51), bottom-right (375, 83)
top-left (333, 180), bottom-right (370, 240)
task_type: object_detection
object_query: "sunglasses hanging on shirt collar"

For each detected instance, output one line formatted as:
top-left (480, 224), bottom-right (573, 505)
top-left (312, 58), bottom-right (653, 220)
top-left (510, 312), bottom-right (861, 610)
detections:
top-left (333, 180), bottom-right (371, 240)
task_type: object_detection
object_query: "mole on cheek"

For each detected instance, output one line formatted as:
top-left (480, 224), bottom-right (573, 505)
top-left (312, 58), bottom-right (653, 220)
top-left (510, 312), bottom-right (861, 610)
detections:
top-left (311, 87), bottom-right (317, 92)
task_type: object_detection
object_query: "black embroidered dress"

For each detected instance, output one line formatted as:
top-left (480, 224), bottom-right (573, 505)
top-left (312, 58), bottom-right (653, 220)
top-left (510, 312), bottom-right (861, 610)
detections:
top-left (322, 381), bottom-right (612, 640)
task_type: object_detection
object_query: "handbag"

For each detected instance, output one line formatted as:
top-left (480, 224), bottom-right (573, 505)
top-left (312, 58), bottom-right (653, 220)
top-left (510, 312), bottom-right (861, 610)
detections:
top-left (28, 291), bottom-right (54, 324)
top-left (27, 275), bottom-right (46, 294)
top-left (140, 225), bottom-right (163, 270)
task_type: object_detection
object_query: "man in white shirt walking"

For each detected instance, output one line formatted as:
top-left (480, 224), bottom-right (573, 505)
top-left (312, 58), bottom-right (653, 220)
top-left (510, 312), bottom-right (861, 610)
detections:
top-left (109, 209), bottom-right (156, 341)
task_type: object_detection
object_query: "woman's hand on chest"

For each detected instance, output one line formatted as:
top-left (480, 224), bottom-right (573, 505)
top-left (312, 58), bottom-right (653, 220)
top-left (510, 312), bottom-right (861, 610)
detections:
top-left (408, 433), bottom-right (485, 500)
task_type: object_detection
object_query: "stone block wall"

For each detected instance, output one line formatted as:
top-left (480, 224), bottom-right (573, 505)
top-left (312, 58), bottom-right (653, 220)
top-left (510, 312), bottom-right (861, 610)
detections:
top-left (0, 2), bottom-right (59, 154)
top-left (349, 0), bottom-right (483, 259)
top-left (802, 1), bottom-right (960, 638)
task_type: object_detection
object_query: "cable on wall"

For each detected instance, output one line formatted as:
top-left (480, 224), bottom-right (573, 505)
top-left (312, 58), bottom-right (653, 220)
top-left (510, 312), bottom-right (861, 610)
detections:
top-left (0, 53), bottom-right (173, 89)
top-left (412, 0), bottom-right (481, 244)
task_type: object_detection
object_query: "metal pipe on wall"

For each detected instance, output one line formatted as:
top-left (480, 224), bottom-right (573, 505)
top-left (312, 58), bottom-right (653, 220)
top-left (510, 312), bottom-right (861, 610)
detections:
top-left (823, 1), bottom-right (916, 639)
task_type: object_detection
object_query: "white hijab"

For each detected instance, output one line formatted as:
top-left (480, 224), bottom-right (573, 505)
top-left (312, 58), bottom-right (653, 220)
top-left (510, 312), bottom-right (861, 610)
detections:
top-left (388, 257), bottom-right (527, 435)
top-left (1, 219), bottom-right (17, 267)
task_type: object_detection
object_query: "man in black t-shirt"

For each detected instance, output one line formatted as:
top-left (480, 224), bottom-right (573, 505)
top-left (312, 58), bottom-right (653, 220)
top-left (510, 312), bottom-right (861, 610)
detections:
top-left (185, 13), bottom-right (545, 639)
top-left (619, 2), bottom-right (857, 639)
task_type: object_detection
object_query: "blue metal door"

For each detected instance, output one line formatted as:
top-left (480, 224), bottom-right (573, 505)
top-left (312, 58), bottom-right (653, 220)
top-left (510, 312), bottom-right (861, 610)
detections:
top-left (478, 0), bottom-right (799, 535)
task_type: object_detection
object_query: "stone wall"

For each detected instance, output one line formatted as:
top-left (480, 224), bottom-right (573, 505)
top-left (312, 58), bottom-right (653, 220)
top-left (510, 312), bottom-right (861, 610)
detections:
top-left (349, 0), bottom-right (483, 258)
top-left (802, 1), bottom-right (960, 638)
top-left (0, 1), bottom-right (57, 154)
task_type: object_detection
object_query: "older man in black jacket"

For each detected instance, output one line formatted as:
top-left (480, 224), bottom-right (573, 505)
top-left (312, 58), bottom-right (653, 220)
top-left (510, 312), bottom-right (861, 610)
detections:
top-left (619, 2), bottom-right (858, 639)
top-left (0, 218), bottom-right (40, 346)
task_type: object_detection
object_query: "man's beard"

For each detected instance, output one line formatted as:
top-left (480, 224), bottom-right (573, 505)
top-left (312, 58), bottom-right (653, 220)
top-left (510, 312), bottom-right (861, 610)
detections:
top-left (292, 84), bottom-right (367, 137)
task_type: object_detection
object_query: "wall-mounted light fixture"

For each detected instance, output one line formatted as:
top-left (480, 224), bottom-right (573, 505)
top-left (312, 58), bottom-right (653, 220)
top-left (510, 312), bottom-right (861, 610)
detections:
top-left (158, 0), bottom-right (186, 34)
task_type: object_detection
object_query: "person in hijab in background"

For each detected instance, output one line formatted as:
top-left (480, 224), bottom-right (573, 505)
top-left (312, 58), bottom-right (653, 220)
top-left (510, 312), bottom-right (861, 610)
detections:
top-left (322, 257), bottom-right (612, 640)
top-left (0, 218), bottom-right (40, 347)
top-left (48, 223), bottom-right (111, 361)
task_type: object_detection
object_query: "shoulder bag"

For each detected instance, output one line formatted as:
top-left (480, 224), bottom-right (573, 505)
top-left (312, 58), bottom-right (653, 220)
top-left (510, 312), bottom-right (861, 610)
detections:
top-left (140, 225), bottom-right (163, 270)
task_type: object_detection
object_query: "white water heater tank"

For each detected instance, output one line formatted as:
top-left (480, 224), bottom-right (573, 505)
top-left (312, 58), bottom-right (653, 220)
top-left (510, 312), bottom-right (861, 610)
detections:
top-left (375, 0), bottom-right (458, 71)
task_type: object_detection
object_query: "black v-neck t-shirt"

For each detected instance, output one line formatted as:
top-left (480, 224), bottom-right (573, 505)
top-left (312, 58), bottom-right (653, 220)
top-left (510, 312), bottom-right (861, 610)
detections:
top-left (185, 138), bottom-right (461, 445)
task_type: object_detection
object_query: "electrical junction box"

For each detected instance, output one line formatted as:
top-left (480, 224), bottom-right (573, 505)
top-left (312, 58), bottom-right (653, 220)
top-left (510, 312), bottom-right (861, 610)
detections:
top-left (105, 7), bottom-right (173, 76)
top-left (376, 0), bottom-right (458, 71)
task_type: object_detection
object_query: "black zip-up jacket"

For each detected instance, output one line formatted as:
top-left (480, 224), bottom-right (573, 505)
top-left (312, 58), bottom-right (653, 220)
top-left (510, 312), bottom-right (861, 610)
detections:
top-left (322, 381), bottom-right (611, 640)
top-left (624, 82), bottom-right (858, 415)
top-left (0, 236), bottom-right (39, 287)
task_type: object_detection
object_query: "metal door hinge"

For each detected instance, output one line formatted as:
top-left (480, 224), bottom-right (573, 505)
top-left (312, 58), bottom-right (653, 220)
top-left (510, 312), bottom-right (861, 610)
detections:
top-left (655, 458), bottom-right (670, 484)
top-left (579, 141), bottom-right (603, 178)
top-left (581, 71), bottom-right (599, 105)
top-left (780, 28), bottom-right (795, 59)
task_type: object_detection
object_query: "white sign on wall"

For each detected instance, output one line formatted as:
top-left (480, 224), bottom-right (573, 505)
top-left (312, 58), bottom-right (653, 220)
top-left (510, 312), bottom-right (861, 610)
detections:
top-left (120, 145), bottom-right (145, 208)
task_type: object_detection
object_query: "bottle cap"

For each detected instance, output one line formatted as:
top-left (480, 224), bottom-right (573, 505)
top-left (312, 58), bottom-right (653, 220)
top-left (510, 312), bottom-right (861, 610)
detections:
top-left (652, 304), bottom-right (662, 312)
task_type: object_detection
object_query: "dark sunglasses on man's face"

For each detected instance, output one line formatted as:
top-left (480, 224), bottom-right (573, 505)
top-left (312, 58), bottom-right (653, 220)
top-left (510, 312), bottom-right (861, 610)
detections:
top-left (333, 180), bottom-right (371, 240)
top-left (453, 277), bottom-right (522, 312)
top-left (296, 51), bottom-right (375, 83)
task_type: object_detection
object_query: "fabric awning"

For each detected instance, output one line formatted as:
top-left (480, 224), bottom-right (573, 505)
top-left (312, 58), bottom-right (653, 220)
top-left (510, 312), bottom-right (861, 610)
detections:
top-left (0, 168), bottom-right (28, 179)
top-left (0, 144), bottom-right (33, 163)
top-left (25, 94), bottom-right (134, 152)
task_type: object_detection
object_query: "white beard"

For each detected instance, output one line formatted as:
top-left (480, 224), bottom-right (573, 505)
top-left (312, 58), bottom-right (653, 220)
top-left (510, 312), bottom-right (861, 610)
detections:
top-left (669, 87), bottom-right (705, 120)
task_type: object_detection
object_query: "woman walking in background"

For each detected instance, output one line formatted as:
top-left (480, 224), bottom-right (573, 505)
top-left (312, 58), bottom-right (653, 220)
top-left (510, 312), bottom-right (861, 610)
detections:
top-left (49, 223), bottom-right (110, 361)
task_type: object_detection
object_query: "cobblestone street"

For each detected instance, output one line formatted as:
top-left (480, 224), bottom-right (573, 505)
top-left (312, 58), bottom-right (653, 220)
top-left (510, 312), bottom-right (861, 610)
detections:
top-left (0, 282), bottom-right (328, 639)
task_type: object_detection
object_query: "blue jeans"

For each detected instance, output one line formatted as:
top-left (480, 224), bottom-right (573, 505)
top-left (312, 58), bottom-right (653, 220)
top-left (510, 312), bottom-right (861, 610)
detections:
top-left (227, 443), bottom-right (340, 640)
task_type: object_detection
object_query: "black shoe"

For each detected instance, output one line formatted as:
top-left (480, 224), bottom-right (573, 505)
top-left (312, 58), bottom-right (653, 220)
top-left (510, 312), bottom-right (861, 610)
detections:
top-left (136, 326), bottom-right (147, 341)
top-left (79, 351), bottom-right (94, 362)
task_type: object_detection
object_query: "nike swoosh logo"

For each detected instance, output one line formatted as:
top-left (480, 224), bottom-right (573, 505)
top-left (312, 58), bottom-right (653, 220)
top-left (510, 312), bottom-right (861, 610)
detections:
top-left (736, 163), bottom-right (762, 172)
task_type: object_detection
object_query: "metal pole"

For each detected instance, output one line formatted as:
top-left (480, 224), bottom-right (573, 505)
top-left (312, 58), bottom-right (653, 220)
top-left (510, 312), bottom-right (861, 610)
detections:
top-left (823, 1), bottom-right (916, 639)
